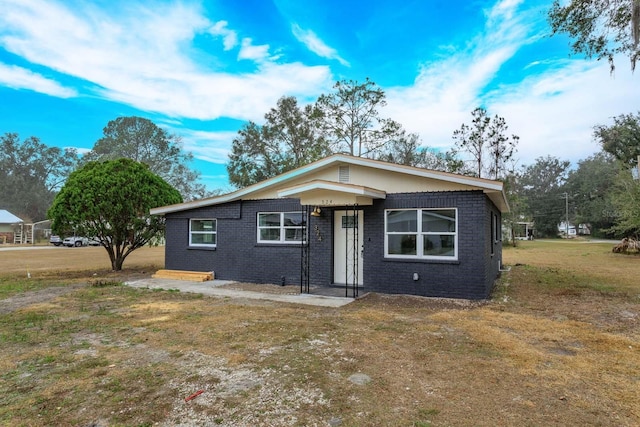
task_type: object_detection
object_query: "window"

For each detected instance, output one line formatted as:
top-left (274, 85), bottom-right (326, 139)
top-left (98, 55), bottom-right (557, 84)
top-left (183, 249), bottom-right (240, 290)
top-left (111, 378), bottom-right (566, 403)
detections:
top-left (190, 219), bottom-right (217, 247)
top-left (385, 208), bottom-right (457, 259)
top-left (257, 212), bottom-right (306, 243)
top-left (491, 213), bottom-right (495, 255)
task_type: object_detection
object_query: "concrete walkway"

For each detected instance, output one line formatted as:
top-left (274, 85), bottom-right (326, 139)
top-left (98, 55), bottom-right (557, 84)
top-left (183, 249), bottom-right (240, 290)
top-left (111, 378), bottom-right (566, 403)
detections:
top-left (124, 278), bottom-right (354, 308)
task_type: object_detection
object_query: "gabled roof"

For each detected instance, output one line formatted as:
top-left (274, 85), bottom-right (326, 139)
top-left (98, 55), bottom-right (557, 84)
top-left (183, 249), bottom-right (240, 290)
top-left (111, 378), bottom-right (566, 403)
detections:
top-left (0, 209), bottom-right (23, 224)
top-left (151, 154), bottom-right (509, 215)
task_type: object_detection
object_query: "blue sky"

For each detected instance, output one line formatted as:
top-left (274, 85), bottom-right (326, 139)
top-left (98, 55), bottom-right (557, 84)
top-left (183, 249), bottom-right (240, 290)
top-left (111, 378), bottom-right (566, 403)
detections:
top-left (1, 0), bottom-right (638, 192)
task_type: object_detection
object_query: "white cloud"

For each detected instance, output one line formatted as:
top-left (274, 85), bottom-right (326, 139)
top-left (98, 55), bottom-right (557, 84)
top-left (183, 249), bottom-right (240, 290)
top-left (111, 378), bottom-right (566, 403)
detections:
top-left (382, 0), bottom-right (640, 169)
top-left (177, 129), bottom-right (237, 164)
top-left (0, 62), bottom-right (76, 97)
top-left (487, 59), bottom-right (640, 167)
top-left (385, 0), bottom-right (529, 133)
top-left (291, 23), bottom-right (349, 66)
top-left (0, 0), bottom-right (333, 122)
top-left (209, 20), bottom-right (238, 50)
top-left (237, 37), bottom-right (271, 62)
top-left (70, 146), bottom-right (91, 155)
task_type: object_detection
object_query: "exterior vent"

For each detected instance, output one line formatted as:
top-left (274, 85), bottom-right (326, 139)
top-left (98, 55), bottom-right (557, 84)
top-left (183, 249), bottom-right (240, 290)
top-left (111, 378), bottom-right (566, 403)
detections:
top-left (338, 166), bottom-right (350, 183)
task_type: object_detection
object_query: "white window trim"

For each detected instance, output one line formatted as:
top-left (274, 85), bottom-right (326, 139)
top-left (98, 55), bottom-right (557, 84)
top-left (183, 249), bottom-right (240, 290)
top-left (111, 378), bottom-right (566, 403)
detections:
top-left (189, 218), bottom-right (217, 247)
top-left (384, 208), bottom-right (458, 260)
top-left (257, 211), bottom-right (306, 244)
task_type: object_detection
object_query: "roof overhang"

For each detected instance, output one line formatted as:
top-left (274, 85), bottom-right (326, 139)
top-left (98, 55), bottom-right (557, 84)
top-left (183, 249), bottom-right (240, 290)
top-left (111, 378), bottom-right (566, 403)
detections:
top-left (277, 180), bottom-right (387, 206)
top-left (150, 154), bottom-right (510, 215)
top-left (486, 191), bottom-right (509, 213)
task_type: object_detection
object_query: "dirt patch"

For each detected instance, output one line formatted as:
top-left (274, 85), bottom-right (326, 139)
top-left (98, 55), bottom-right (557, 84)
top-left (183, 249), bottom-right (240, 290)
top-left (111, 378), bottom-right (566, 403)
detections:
top-left (354, 292), bottom-right (490, 310)
top-left (0, 283), bottom-right (86, 315)
top-left (218, 282), bottom-right (301, 295)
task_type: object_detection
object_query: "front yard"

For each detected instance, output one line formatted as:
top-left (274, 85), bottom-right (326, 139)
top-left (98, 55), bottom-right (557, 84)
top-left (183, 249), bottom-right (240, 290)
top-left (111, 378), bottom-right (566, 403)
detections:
top-left (0, 241), bottom-right (638, 426)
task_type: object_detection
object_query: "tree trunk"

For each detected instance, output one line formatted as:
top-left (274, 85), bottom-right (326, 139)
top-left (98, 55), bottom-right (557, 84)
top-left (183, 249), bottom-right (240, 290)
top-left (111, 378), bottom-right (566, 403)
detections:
top-left (113, 256), bottom-right (124, 271)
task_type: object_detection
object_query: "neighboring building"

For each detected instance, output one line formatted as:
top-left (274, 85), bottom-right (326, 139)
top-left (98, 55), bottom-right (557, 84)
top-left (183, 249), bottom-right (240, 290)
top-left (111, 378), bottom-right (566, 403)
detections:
top-left (0, 209), bottom-right (24, 244)
top-left (151, 155), bottom-right (509, 300)
top-left (514, 221), bottom-right (535, 240)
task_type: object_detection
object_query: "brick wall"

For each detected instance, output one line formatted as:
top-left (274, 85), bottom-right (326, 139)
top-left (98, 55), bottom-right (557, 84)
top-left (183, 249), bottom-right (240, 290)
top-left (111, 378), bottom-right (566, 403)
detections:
top-left (362, 191), bottom-right (498, 299)
top-left (165, 199), bottom-right (316, 286)
top-left (164, 191), bottom-right (502, 299)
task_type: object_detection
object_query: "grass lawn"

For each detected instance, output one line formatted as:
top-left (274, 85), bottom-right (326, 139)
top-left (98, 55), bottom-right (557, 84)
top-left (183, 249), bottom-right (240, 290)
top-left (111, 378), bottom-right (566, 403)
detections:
top-left (0, 241), bottom-right (638, 426)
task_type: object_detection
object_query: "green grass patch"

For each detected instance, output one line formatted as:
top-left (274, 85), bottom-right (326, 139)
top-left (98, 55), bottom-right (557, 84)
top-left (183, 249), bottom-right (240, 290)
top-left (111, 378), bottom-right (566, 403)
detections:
top-left (0, 277), bottom-right (67, 300)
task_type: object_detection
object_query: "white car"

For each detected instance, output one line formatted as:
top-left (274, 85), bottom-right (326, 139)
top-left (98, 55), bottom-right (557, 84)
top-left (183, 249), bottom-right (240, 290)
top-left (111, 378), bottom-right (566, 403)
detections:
top-left (63, 236), bottom-right (89, 247)
top-left (49, 235), bottom-right (63, 246)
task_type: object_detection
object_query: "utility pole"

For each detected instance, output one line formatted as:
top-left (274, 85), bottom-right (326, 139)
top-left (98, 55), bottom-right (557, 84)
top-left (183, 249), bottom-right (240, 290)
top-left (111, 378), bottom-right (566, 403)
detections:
top-left (562, 192), bottom-right (569, 237)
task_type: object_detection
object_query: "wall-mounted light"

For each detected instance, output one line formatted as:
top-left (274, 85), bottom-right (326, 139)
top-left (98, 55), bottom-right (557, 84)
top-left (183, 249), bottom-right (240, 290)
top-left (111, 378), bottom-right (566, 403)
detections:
top-left (311, 206), bottom-right (322, 217)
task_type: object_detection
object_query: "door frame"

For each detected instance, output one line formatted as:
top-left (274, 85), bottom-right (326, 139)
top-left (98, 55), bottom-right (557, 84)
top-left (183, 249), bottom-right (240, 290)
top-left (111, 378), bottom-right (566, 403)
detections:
top-left (333, 209), bottom-right (364, 286)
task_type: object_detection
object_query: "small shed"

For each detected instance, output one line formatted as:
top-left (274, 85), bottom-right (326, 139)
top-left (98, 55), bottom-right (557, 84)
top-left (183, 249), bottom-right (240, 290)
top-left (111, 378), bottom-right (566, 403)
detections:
top-left (0, 210), bottom-right (24, 244)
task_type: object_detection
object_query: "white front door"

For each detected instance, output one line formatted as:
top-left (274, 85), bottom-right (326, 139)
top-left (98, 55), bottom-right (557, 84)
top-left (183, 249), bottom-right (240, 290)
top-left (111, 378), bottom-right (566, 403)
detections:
top-left (333, 210), bottom-right (364, 286)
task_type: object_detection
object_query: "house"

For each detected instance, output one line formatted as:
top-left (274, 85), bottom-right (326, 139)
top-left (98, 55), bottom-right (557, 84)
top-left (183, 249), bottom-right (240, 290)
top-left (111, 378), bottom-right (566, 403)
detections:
top-left (514, 221), bottom-right (535, 240)
top-left (150, 155), bottom-right (509, 300)
top-left (0, 209), bottom-right (24, 244)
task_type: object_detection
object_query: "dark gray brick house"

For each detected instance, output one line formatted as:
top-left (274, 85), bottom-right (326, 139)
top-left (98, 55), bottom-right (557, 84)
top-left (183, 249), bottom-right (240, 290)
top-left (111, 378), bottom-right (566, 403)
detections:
top-left (150, 154), bottom-right (509, 299)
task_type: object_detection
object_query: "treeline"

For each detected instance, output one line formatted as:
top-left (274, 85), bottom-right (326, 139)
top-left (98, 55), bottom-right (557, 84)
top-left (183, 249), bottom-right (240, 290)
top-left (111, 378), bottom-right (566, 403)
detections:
top-left (3, 84), bottom-right (638, 241)
top-left (226, 79), bottom-right (518, 188)
top-left (0, 117), bottom-right (205, 222)
top-left (506, 112), bottom-right (640, 239)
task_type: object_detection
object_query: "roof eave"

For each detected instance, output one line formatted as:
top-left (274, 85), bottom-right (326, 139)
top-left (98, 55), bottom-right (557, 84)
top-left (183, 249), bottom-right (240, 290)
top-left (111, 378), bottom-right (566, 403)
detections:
top-left (150, 154), bottom-right (509, 215)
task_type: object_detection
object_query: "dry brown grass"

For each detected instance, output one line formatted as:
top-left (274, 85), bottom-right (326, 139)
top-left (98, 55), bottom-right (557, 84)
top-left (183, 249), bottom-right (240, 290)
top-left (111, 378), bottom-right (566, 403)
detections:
top-left (504, 239), bottom-right (639, 291)
top-left (0, 241), bottom-right (638, 426)
top-left (0, 245), bottom-right (164, 276)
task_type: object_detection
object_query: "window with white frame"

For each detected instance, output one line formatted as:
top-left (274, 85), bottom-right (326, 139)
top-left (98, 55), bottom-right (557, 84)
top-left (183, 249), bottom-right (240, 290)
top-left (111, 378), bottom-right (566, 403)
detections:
top-left (190, 219), bottom-right (217, 247)
top-left (257, 212), bottom-right (306, 243)
top-left (385, 208), bottom-right (457, 259)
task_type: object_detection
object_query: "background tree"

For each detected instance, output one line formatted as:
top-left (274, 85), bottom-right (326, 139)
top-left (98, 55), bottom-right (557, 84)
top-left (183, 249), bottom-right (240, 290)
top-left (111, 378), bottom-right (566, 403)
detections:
top-left (548, 0), bottom-right (640, 72)
top-left (316, 78), bottom-right (403, 158)
top-left (594, 111), bottom-right (640, 168)
top-left (502, 170), bottom-right (528, 246)
top-left (83, 116), bottom-right (206, 200)
top-left (378, 132), bottom-right (427, 166)
top-left (0, 133), bottom-right (78, 221)
top-left (487, 116), bottom-right (519, 179)
top-left (565, 152), bottom-right (619, 237)
top-left (607, 166), bottom-right (640, 238)
top-left (48, 159), bottom-right (182, 270)
top-left (227, 96), bottom-right (329, 187)
top-left (379, 131), bottom-right (466, 173)
top-left (519, 156), bottom-right (571, 237)
top-left (423, 149), bottom-right (467, 174)
top-left (591, 112), bottom-right (640, 238)
top-left (453, 107), bottom-right (519, 178)
top-left (263, 96), bottom-right (329, 167)
top-left (453, 107), bottom-right (489, 177)
top-left (227, 122), bottom-right (275, 188)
